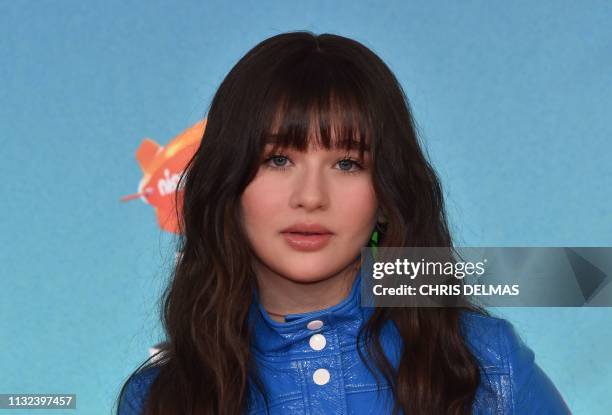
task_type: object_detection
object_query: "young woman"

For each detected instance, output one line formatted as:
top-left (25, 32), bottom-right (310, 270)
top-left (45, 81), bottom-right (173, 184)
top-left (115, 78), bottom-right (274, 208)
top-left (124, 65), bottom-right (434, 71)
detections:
top-left (116, 31), bottom-right (570, 414)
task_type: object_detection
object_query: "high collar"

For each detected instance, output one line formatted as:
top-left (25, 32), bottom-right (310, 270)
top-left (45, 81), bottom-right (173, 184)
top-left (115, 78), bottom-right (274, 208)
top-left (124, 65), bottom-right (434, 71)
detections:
top-left (248, 261), bottom-right (370, 356)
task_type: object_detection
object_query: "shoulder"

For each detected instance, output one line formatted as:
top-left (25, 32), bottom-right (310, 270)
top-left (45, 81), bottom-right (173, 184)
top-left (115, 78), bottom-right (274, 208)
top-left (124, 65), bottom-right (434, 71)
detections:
top-left (459, 311), bottom-right (571, 414)
top-left (459, 310), bottom-right (521, 372)
top-left (118, 366), bottom-right (161, 415)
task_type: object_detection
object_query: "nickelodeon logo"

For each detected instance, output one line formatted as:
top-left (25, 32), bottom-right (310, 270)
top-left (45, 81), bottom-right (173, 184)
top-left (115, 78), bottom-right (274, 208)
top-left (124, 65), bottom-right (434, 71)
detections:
top-left (120, 120), bottom-right (206, 234)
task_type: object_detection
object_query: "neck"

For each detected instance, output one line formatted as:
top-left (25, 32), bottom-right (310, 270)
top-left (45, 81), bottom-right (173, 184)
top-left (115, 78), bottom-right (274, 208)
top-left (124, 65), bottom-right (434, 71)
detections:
top-left (254, 256), bottom-right (361, 323)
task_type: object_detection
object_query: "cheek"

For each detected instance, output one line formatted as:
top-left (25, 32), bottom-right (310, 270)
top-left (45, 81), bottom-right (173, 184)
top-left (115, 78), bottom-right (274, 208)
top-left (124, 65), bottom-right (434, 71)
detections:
top-left (332, 179), bottom-right (378, 230)
top-left (241, 177), bottom-right (284, 229)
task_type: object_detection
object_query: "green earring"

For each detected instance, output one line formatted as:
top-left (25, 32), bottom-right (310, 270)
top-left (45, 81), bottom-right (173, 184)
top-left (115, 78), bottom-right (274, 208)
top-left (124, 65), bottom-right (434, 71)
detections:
top-left (370, 213), bottom-right (387, 258)
top-left (369, 230), bottom-right (378, 260)
top-left (369, 222), bottom-right (383, 258)
top-left (370, 229), bottom-right (379, 247)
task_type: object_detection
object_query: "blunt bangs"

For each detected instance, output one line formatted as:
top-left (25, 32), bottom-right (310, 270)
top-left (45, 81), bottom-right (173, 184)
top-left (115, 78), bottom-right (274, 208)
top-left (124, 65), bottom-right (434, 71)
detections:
top-left (257, 52), bottom-right (374, 161)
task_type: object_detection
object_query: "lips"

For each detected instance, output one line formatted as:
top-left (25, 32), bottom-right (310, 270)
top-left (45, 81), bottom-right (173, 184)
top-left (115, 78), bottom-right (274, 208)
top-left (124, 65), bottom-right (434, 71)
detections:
top-left (281, 232), bottom-right (333, 251)
top-left (280, 223), bottom-right (333, 235)
top-left (280, 223), bottom-right (333, 251)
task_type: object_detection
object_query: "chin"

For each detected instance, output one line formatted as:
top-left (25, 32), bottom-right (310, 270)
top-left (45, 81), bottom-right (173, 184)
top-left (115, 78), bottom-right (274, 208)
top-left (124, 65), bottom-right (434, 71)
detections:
top-left (282, 272), bottom-right (335, 284)
top-left (277, 257), bottom-right (347, 281)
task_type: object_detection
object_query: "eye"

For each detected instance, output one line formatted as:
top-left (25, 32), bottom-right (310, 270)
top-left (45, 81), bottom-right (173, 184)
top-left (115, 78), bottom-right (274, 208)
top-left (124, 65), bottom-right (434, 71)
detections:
top-left (337, 158), bottom-right (364, 175)
top-left (263, 153), bottom-right (291, 170)
top-left (262, 153), bottom-right (365, 175)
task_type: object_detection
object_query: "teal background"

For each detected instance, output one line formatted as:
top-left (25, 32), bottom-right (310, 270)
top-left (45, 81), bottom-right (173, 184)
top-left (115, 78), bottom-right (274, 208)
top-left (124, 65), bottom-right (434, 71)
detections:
top-left (1, 1), bottom-right (610, 413)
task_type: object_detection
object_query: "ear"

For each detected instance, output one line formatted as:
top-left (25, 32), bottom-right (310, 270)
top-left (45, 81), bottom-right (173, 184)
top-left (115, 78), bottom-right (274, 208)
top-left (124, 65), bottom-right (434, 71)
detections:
top-left (376, 208), bottom-right (388, 224)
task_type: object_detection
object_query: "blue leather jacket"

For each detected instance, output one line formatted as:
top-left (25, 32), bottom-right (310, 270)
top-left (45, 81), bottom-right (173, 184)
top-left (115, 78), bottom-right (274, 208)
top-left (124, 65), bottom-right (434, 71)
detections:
top-left (119, 270), bottom-right (571, 414)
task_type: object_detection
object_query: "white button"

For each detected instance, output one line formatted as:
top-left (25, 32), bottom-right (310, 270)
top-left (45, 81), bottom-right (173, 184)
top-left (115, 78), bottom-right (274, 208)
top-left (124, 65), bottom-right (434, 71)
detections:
top-left (312, 368), bottom-right (330, 385)
top-left (309, 333), bottom-right (326, 351)
top-left (307, 320), bottom-right (323, 330)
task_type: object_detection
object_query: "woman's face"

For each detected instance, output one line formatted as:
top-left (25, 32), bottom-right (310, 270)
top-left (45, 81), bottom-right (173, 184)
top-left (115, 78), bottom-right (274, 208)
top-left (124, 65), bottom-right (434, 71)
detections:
top-left (241, 138), bottom-right (379, 284)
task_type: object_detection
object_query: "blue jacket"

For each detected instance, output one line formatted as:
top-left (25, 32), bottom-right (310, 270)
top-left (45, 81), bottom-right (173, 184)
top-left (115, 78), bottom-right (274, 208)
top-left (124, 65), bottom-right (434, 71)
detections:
top-left (119, 271), bottom-right (570, 414)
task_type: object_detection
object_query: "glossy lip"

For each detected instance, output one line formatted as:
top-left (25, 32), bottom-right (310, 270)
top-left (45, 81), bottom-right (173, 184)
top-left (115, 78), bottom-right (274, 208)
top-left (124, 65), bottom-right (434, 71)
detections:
top-left (280, 223), bottom-right (333, 234)
top-left (280, 223), bottom-right (334, 252)
top-left (281, 232), bottom-right (333, 251)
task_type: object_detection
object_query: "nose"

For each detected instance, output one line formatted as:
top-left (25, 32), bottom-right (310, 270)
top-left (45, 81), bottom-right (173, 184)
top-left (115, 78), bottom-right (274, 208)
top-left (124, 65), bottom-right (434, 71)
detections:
top-left (289, 167), bottom-right (330, 211)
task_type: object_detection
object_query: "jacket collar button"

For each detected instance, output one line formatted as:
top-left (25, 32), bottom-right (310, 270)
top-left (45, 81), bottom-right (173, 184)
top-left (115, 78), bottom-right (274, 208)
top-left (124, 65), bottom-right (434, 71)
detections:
top-left (307, 320), bottom-right (324, 330)
top-left (313, 368), bottom-right (330, 385)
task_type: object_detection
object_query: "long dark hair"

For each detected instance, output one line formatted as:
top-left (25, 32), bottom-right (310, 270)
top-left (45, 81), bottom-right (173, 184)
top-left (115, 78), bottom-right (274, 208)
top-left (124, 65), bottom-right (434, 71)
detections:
top-left (117, 31), bottom-right (489, 415)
